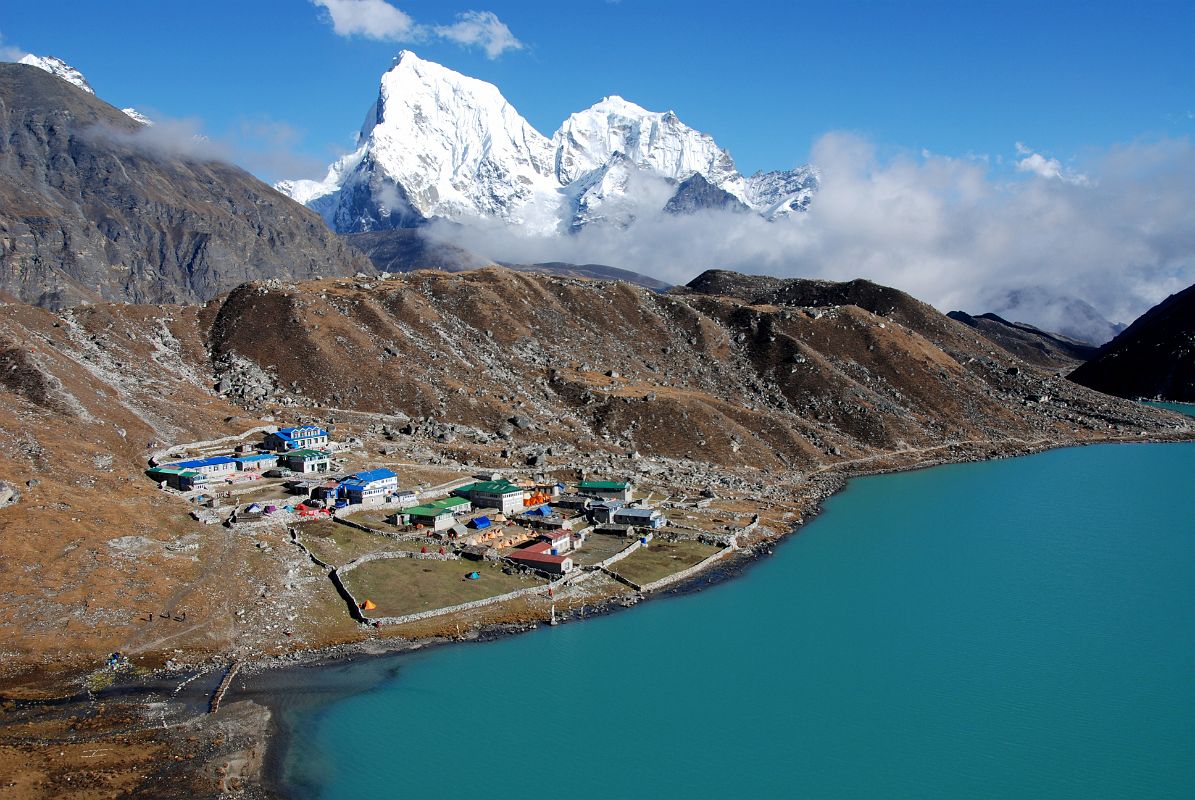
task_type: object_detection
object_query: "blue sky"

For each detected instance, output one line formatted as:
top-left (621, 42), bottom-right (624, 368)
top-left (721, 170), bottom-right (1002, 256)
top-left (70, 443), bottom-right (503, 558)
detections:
top-left (2, 0), bottom-right (1192, 181)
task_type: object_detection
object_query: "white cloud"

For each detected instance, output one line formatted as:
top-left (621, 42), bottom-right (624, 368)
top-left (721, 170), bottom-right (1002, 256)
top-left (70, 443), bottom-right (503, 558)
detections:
top-left (1015, 142), bottom-right (1089, 185)
top-left (313, 0), bottom-right (416, 41)
top-left (312, 1), bottom-right (523, 58)
top-left (428, 134), bottom-right (1195, 340)
top-left (434, 11), bottom-right (523, 58)
top-left (0, 30), bottom-right (30, 62)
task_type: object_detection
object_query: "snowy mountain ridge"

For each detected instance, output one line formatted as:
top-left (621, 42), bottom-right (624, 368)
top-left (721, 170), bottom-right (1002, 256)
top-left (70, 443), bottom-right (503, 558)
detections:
top-left (18, 54), bottom-right (93, 94)
top-left (276, 51), bottom-right (817, 233)
top-left (17, 54), bottom-right (151, 125)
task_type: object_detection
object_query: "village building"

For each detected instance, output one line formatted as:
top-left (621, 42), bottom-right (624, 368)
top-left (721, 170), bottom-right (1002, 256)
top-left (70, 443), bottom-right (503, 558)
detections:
top-left (167, 455), bottom-right (238, 479)
top-left (455, 480), bottom-right (527, 514)
top-left (233, 453), bottom-right (278, 471)
top-left (536, 528), bottom-right (573, 554)
top-left (265, 425), bottom-right (329, 452)
top-left (281, 448), bottom-right (331, 474)
top-left (611, 507), bottom-right (667, 529)
top-left (578, 479), bottom-right (634, 502)
top-left (399, 496), bottom-right (473, 531)
top-left (507, 540), bottom-right (574, 575)
top-left (394, 489), bottom-right (419, 508)
top-left (590, 500), bottom-right (626, 524)
top-left (554, 494), bottom-right (595, 512)
top-left (338, 468), bottom-right (399, 505)
top-left (521, 505), bottom-right (575, 531)
top-left (147, 466), bottom-right (206, 491)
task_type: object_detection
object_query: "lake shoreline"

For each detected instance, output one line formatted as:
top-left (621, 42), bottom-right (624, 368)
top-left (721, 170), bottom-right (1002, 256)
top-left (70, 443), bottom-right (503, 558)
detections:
top-left (253, 430), bottom-right (1195, 797)
top-left (3, 430), bottom-right (1193, 797)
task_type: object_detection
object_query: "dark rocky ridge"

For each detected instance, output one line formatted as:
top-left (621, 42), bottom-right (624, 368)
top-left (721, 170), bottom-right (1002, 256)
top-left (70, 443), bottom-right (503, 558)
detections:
top-left (1068, 282), bottom-right (1195, 401)
top-left (0, 63), bottom-right (370, 308)
top-left (663, 173), bottom-right (750, 215)
top-left (343, 228), bottom-right (490, 273)
top-left (946, 311), bottom-right (1096, 370)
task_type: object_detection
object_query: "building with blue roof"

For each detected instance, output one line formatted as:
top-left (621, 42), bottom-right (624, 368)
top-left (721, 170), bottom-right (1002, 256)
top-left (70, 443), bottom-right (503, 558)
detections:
top-left (234, 453), bottom-right (278, 471)
top-left (166, 455), bottom-right (238, 478)
top-left (337, 468), bottom-right (399, 504)
top-left (265, 425), bottom-right (329, 452)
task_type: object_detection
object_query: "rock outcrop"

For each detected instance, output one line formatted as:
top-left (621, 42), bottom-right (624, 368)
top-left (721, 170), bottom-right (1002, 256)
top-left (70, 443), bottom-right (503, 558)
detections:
top-left (1068, 282), bottom-right (1195, 401)
top-left (946, 311), bottom-right (1096, 370)
top-left (0, 63), bottom-right (369, 308)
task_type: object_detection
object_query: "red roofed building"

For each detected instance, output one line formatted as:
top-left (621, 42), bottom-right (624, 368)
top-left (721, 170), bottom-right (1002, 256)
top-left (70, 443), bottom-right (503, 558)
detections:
top-left (507, 541), bottom-right (574, 575)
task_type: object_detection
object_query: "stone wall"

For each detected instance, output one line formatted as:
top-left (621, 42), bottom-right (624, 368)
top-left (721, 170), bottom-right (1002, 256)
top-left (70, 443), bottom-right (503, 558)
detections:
top-left (639, 543), bottom-right (738, 594)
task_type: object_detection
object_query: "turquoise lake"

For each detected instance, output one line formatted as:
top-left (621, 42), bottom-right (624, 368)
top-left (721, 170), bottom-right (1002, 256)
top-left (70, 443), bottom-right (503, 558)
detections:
top-left (277, 441), bottom-right (1195, 799)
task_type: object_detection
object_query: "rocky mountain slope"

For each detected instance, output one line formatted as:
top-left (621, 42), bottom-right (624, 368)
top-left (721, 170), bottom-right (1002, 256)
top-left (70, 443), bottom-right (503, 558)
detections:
top-left (277, 52), bottom-right (817, 233)
top-left (0, 62), bottom-right (369, 308)
top-left (946, 311), bottom-right (1097, 370)
top-left (1, 266), bottom-right (1189, 689)
top-left (1068, 281), bottom-right (1195, 401)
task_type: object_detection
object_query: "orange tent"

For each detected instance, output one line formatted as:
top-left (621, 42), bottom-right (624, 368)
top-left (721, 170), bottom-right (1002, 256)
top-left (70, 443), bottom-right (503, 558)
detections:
top-left (360, 599), bottom-right (377, 611)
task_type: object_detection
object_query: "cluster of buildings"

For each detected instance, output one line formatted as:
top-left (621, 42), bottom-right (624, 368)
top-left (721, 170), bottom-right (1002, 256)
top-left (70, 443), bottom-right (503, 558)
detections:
top-left (148, 425), bottom-right (332, 491)
top-left (390, 476), bottom-right (666, 575)
top-left (150, 424), bottom-right (670, 578)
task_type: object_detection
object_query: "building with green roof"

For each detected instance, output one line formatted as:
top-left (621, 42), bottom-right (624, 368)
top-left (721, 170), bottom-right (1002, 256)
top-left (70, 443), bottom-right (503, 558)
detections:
top-left (281, 448), bottom-right (331, 474)
top-left (400, 496), bottom-right (473, 531)
top-left (455, 479), bottom-right (526, 513)
top-left (578, 479), bottom-right (633, 502)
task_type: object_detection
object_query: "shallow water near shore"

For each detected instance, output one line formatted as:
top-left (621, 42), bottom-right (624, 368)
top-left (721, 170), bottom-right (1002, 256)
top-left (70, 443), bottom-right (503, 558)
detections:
top-left (277, 442), bottom-right (1195, 799)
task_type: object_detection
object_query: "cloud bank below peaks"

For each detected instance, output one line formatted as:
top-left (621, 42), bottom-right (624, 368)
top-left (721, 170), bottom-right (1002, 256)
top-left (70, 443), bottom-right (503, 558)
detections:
top-left (429, 132), bottom-right (1195, 341)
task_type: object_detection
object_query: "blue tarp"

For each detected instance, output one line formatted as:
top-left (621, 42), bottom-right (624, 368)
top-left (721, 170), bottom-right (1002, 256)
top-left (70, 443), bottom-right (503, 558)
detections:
top-left (468, 516), bottom-right (492, 529)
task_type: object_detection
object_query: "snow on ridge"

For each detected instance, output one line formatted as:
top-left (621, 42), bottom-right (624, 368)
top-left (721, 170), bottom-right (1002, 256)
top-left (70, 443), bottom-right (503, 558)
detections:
top-left (18, 54), bottom-right (94, 94)
top-left (275, 51), bottom-right (817, 233)
top-left (121, 107), bottom-right (153, 126)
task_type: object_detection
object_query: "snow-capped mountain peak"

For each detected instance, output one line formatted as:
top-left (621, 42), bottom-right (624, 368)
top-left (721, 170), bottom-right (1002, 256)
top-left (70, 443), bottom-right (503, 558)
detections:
top-left (277, 49), bottom-right (559, 233)
top-left (552, 95), bottom-right (747, 200)
top-left (746, 166), bottom-right (821, 220)
top-left (18, 54), bottom-right (94, 94)
top-left (276, 53), bottom-right (817, 233)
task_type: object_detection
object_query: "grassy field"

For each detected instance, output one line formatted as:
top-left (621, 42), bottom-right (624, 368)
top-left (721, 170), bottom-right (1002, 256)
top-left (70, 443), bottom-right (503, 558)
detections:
top-left (343, 558), bottom-right (545, 617)
top-left (341, 508), bottom-right (402, 529)
top-left (572, 532), bottom-right (636, 566)
top-left (611, 538), bottom-right (722, 586)
top-left (298, 521), bottom-right (391, 565)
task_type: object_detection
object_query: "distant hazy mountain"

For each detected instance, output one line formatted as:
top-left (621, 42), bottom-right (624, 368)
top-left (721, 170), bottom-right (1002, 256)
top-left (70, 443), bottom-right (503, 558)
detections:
top-left (1068, 282), bottom-right (1195, 402)
top-left (276, 51), bottom-right (818, 234)
top-left (0, 61), bottom-right (368, 307)
top-left (946, 311), bottom-right (1097, 370)
top-left (985, 287), bottom-right (1126, 345)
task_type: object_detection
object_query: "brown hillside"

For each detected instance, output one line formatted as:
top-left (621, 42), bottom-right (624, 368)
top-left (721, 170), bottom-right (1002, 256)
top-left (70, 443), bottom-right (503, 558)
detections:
top-left (0, 267), bottom-right (1190, 690)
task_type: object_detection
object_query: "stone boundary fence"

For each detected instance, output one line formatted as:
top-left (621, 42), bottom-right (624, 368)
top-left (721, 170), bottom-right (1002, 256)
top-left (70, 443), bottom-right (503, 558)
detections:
top-left (149, 425), bottom-right (277, 466)
top-left (332, 514), bottom-right (414, 541)
top-left (737, 515), bottom-right (761, 536)
top-left (338, 550), bottom-right (461, 575)
top-left (593, 538), bottom-right (642, 569)
top-left (288, 528), bottom-right (331, 570)
top-left (639, 543), bottom-right (739, 594)
top-left (415, 478), bottom-right (476, 502)
top-left (597, 566), bottom-right (642, 592)
top-left (658, 525), bottom-right (738, 548)
top-left (363, 569), bottom-right (590, 628)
